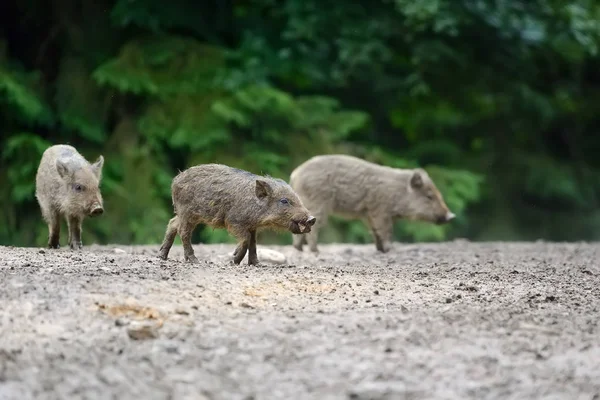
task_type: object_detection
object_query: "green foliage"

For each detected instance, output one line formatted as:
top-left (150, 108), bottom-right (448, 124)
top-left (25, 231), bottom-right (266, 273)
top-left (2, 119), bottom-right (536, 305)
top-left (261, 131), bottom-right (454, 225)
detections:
top-left (1, 134), bottom-right (51, 203)
top-left (0, 43), bottom-right (53, 127)
top-left (55, 56), bottom-right (110, 143)
top-left (139, 93), bottom-right (231, 151)
top-left (93, 35), bottom-right (224, 96)
top-left (0, 0), bottom-right (599, 247)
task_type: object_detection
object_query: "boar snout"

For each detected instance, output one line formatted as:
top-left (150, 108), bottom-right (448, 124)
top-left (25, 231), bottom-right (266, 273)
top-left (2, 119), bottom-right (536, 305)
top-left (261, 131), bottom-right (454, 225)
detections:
top-left (290, 215), bottom-right (316, 234)
top-left (436, 211), bottom-right (455, 225)
top-left (90, 204), bottom-right (104, 217)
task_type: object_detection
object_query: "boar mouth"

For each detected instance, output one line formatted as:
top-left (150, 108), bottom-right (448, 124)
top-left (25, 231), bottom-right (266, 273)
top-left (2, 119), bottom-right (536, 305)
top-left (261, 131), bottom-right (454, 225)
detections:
top-left (290, 216), bottom-right (316, 234)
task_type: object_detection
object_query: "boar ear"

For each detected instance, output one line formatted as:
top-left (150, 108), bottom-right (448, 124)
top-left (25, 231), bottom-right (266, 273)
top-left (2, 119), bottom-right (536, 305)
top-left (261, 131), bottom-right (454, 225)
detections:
top-left (91, 155), bottom-right (104, 180)
top-left (56, 159), bottom-right (70, 179)
top-left (410, 170), bottom-right (424, 189)
top-left (255, 180), bottom-right (273, 200)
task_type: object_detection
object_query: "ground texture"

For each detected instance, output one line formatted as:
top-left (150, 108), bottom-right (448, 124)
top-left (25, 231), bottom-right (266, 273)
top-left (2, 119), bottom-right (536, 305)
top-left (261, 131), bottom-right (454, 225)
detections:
top-left (0, 241), bottom-right (599, 400)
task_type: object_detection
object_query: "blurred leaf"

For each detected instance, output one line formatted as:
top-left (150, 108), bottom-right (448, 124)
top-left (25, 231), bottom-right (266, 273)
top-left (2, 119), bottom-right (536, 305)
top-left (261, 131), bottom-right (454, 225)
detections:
top-left (93, 34), bottom-right (225, 97)
top-left (55, 56), bottom-right (109, 143)
top-left (1, 133), bottom-right (51, 203)
top-left (0, 42), bottom-right (53, 126)
top-left (139, 93), bottom-right (232, 151)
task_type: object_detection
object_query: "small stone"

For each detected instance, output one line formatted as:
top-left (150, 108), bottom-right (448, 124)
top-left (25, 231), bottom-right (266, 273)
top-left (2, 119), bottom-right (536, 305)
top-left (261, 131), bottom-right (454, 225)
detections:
top-left (240, 303), bottom-right (254, 309)
top-left (373, 290), bottom-right (379, 295)
top-left (175, 309), bottom-right (190, 315)
top-left (115, 318), bottom-right (129, 327)
top-left (114, 248), bottom-right (126, 254)
top-left (39, 249), bottom-right (46, 254)
top-left (446, 298), bottom-right (453, 303)
top-left (127, 324), bottom-right (159, 340)
top-left (256, 248), bottom-right (287, 264)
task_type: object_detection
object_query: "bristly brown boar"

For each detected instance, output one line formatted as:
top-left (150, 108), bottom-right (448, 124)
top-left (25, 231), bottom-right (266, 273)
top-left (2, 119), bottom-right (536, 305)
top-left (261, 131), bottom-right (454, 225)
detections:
top-left (158, 164), bottom-right (316, 265)
top-left (290, 154), bottom-right (455, 253)
top-left (35, 144), bottom-right (105, 250)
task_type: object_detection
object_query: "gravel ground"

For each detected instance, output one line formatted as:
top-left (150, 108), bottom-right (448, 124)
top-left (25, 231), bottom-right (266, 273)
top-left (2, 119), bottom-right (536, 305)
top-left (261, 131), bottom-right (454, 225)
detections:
top-left (0, 241), bottom-right (599, 400)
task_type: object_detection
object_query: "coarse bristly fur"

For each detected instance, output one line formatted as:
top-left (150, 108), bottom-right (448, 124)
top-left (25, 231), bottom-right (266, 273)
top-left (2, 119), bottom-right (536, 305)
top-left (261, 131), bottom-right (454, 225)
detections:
top-left (290, 154), bottom-right (455, 253)
top-left (35, 144), bottom-right (105, 250)
top-left (158, 164), bottom-right (316, 265)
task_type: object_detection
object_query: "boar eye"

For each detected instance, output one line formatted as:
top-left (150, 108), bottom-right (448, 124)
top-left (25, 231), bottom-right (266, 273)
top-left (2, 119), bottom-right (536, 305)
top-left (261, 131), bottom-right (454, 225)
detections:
top-left (73, 184), bottom-right (85, 192)
top-left (426, 193), bottom-right (434, 200)
top-left (279, 198), bottom-right (290, 205)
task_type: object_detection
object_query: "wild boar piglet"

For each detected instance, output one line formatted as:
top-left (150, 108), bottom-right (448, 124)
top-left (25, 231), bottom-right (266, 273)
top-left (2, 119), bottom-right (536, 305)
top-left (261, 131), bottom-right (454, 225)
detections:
top-left (159, 164), bottom-right (316, 265)
top-left (35, 144), bottom-right (104, 250)
top-left (290, 154), bottom-right (455, 253)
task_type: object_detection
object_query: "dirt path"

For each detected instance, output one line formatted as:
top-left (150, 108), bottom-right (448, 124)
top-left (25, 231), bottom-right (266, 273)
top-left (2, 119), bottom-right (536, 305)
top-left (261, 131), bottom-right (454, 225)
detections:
top-left (1, 241), bottom-right (599, 400)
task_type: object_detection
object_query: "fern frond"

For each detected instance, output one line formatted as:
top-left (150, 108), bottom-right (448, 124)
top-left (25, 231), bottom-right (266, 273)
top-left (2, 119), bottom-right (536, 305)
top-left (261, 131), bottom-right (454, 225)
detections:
top-left (93, 35), bottom-right (226, 97)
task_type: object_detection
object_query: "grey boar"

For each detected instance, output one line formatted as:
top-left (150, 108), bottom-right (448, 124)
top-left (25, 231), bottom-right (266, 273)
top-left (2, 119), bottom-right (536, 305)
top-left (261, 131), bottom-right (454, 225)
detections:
top-left (290, 154), bottom-right (455, 253)
top-left (35, 144), bottom-right (105, 250)
top-left (158, 164), bottom-right (316, 265)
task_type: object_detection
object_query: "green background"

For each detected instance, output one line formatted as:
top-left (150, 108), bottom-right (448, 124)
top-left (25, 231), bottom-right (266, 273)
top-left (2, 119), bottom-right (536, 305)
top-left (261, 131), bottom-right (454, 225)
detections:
top-left (1, 0), bottom-right (599, 247)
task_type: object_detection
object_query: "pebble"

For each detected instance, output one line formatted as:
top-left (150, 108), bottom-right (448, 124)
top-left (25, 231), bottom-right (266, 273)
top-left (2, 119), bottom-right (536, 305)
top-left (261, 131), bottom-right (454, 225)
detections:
top-left (127, 323), bottom-right (159, 340)
top-left (257, 249), bottom-right (287, 264)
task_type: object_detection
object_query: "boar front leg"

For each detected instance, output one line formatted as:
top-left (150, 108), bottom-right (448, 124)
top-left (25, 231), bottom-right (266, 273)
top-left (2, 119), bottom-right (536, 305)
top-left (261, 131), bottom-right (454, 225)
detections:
top-left (67, 216), bottom-right (83, 250)
top-left (44, 208), bottom-right (61, 249)
top-left (178, 219), bottom-right (199, 263)
top-left (367, 214), bottom-right (393, 253)
top-left (305, 212), bottom-right (326, 253)
top-left (292, 232), bottom-right (306, 251)
top-left (247, 230), bottom-right (259, 266)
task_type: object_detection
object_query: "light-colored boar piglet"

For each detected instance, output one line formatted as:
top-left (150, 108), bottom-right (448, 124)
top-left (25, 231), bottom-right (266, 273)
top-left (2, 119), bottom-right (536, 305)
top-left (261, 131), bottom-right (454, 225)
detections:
top-left (35, 144), bottom-right (104, 250)
top-left (290, 154), bottom-right (455, 253)
top-left (158, 164), bottom-right (316, 265)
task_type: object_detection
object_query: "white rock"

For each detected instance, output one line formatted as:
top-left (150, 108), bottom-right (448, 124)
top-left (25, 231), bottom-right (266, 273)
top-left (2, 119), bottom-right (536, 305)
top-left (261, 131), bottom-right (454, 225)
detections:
top-left (113, 248), bottom-right (126, 254)
top-left (257, 248), bottom-right (287, 264)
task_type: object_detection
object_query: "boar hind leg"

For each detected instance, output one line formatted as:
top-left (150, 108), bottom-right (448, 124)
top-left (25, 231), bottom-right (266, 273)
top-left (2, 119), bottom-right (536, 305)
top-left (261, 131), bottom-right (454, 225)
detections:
top-left (368, 215), bottom-right (393, 253)
top-left (159, 216), bottom-right (179, 260)
top-left (44, 208), bottom-right (61, 249)
top-left (231, 227), bottom-right (253, 265)
top-left (178, 219), bottom-right (199, 263)
top-left (67, 216), bottom-right (83, 250)
top-left (232, 241), bottom-right (248, 265)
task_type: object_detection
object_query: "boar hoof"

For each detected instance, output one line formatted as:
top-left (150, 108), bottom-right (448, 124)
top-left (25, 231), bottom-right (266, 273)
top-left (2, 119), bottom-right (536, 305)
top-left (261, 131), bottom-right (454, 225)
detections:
top-left (48, 243), bottom-right (60, 249)
top-left (69, 242), bottom-right (83, 251)
top-left (185, 255), bottom-right (199, 264)
top-left (249, 262), bottom-right (262, 267)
